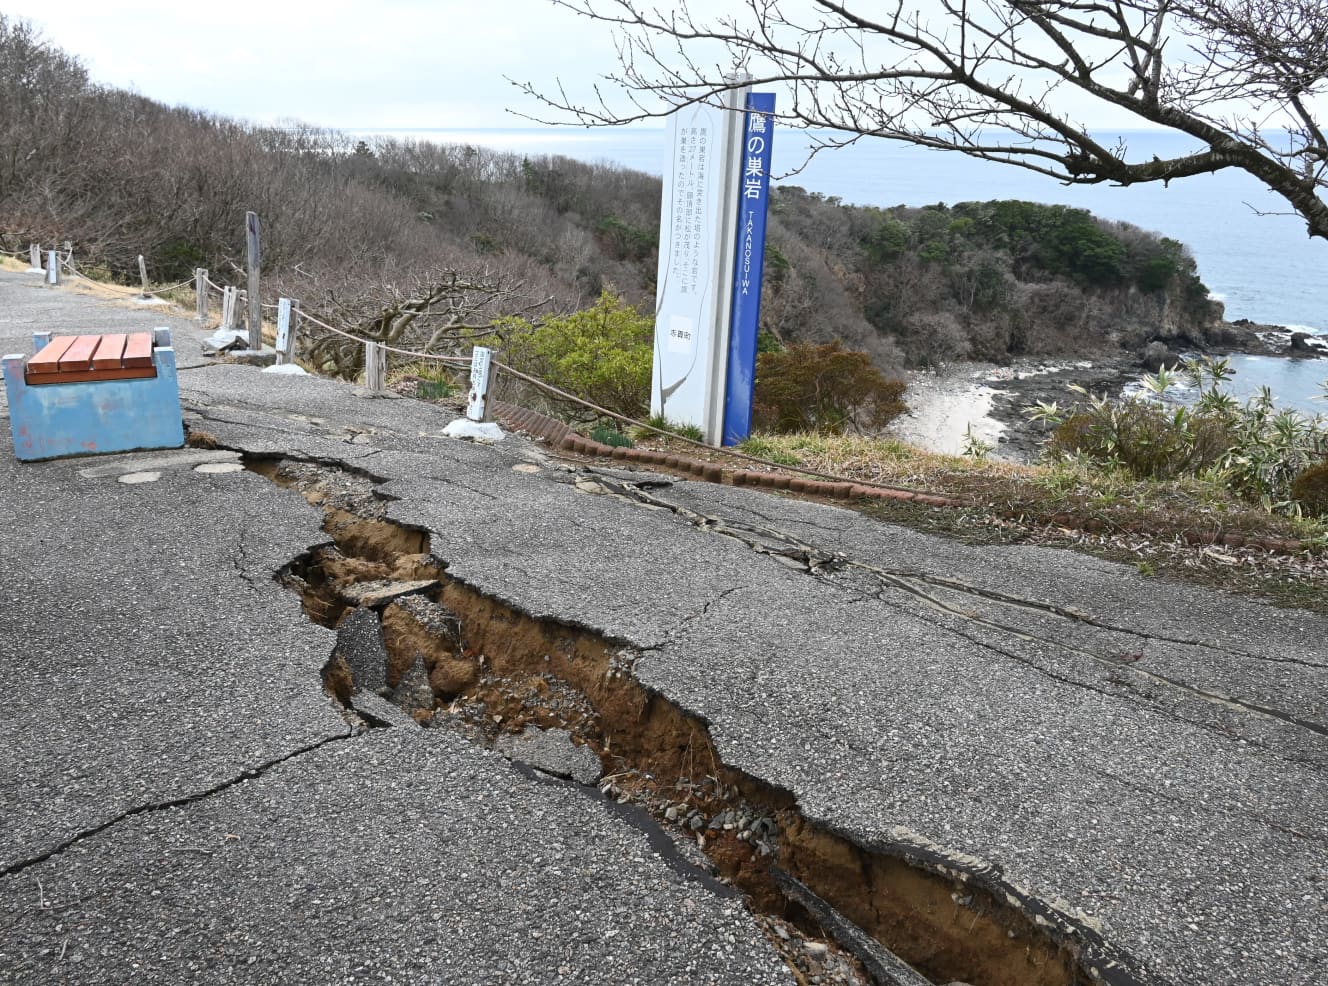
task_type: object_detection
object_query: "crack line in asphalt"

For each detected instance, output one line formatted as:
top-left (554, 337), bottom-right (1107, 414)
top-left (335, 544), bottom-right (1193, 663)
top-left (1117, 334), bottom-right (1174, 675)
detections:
top-left (607, 477), bottom-right (1328, 670)
top-left (231, 522), bottom-right (261, 590)
top-left (1077, 761), bottom-right (1323, 845)
top-left (862, 565), bottom-right (1328, 740)
top-left (894, 570), bottom-right (1328, 670)
top-left (0, 732), bottom-right (353, 880)
top-left (893, 590), bottom-right (1319, 768)
top-left (603, 479), bottom-right (1328, 742)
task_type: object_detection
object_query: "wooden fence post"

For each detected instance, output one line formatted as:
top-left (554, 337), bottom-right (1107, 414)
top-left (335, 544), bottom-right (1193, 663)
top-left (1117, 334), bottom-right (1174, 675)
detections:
top-left (195, 269), bottom-right (208, 322)
top-left (137, 255), bottom-right (150, 298)
top-left (291, 300), bottom-right (301, 362)
top-left (45, 250), bottom-right (59, 286)
top-left (245, 211), bottom-right (262, 350)
top-left (220, 287), bottom-right (236, 331)
top-left (365, 340), bottom-right (386, 392)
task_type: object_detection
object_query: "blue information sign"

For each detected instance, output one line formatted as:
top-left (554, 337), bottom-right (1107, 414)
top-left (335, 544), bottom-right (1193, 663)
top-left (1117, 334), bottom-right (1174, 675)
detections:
top-left (721, 92), bottom-right (776, 446)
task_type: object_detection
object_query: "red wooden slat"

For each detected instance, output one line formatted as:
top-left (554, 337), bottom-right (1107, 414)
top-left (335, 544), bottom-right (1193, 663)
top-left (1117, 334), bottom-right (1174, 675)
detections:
top-left (57, 335), bottom-right (100, 371)
top-left (27, 336), bottom-right (77, 372)
top-left (26, 365), bottom-right (157, 386)
top-left (122, 332), bottom-right (154, 368)
top-left (91, 334), bottom-right (127, 370)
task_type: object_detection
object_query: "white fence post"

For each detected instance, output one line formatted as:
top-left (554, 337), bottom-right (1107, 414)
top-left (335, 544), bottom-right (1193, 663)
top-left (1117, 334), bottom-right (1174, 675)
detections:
top-left (466, 346), bottom-right (492, 422)
top-left (365, 340), bottom-right (386, 392)
top-left (28, 244), bottom-right (41, 271)
top-left (195, 268), bottom-right (209, 322)
top-left (45, 250), bottom-right (59, 286)
top-left (275, 297), bottom-right (295, 364)
top-left (137, 255), bottom-right (150, 298)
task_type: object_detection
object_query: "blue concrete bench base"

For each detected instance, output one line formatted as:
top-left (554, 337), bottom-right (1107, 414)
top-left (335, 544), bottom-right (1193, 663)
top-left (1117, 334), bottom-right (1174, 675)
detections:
top-left (3, 328), bottom-right (185, 462)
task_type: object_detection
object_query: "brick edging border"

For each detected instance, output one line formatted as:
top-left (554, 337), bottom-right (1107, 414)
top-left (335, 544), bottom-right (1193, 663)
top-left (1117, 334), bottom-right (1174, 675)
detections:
top-left (489, 400), bottom-right (1309, 556)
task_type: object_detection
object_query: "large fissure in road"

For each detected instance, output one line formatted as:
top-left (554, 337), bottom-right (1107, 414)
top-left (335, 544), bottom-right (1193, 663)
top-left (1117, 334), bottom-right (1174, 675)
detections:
top-left (248, 455), bottom-right (1142, 986)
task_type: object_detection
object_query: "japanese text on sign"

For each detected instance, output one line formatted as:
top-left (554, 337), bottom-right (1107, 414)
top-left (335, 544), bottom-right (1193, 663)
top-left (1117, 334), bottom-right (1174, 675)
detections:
top-left (670, 126), bottom-right (710, 295)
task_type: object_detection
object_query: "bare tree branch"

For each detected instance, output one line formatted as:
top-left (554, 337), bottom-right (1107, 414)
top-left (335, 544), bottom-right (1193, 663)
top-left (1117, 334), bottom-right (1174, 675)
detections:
top-left (302, 267), bottom-right (552, 378)
top-left (511, 0), bottom-right (1328, 239)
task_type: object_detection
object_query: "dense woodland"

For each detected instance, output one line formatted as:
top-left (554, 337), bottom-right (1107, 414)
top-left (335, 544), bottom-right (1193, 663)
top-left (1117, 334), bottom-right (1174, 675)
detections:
top-left (1, 14), bottom-right (1227, 383)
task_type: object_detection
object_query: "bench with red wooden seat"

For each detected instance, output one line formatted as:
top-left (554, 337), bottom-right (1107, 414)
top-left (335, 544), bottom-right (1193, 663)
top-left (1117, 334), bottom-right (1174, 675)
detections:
top-left (3, 328), bottom-right (184, 461)
top-left (24, 332), bottom-right (159, 385)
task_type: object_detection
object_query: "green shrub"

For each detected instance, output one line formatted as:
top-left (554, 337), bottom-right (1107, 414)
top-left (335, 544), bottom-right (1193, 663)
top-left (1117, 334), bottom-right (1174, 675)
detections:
top-left (1292, 460), bottom-right (1328, 516)
top-left (495, 291), bottom-right (653, 418)
top-left (418, 379), bottom-right (452, 400)
top-left (752, 341), bottom-right (907, 435)
top-left (1033, 357), bottom-right (1328, 511)
top-left (1048, 398), bottom-right (1231, 480)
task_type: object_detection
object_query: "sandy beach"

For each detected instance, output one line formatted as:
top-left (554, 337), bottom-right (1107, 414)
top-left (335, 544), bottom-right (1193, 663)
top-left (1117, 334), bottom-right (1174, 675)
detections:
top-left (887, 359), bottom-right (1138, 461)
top-left (887, 363), bottom-right (1008, 458)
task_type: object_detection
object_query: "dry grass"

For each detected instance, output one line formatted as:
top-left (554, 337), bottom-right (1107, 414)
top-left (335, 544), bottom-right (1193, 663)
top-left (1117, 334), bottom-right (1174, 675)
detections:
top-left (704, 430), bottom-right (1328, 611)
top-left (735, 431), bottom-right (1323, 540)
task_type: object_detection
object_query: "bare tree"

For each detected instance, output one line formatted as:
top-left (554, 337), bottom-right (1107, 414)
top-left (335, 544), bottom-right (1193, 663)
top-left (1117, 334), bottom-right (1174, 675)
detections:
top-left (301, 267), bottom-right (555, 377)
top-left (515, 1), bottom-right (1328, 239)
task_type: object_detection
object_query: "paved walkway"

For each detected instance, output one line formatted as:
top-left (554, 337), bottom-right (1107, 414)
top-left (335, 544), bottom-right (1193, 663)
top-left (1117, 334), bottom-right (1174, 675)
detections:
top-left (1, 270), bottom-right (1325, 985)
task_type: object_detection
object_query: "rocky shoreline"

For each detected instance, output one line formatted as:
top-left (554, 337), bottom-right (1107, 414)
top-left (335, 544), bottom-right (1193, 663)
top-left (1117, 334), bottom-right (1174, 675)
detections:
top-left (894, 319), bottom-right (1326, 462)
top-left (984, 357), bottom-right (1140, 461)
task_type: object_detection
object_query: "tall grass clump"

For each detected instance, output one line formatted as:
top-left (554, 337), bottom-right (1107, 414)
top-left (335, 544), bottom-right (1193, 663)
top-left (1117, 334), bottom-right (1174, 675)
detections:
top-left (1030, 357), bottom-right (1328, 513)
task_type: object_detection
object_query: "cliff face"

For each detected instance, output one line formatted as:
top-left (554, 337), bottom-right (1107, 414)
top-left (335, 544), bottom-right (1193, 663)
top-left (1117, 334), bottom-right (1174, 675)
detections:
top-left (763, 193), bottom-right (1226, 369)
top-left (1091, 280), bottom-right (1224, 349)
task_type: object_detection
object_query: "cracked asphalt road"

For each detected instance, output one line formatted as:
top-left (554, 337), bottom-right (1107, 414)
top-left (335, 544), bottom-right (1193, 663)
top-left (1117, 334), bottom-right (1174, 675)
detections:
top-left (2, 270), bottom-right (1327, 985)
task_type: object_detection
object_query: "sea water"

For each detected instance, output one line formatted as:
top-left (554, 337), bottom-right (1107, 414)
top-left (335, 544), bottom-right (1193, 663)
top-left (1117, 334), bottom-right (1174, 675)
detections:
top-left (357, 125), bottom-right (1327, 417)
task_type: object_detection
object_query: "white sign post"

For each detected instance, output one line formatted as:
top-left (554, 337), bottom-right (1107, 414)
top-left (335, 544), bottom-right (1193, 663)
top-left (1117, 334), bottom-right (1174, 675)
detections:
top-left (651, 78), bottom-right (750, 445)
top-left (275, 297), bottom-right (294, 363)
top-left (467, 346), bottom-right (492, 422)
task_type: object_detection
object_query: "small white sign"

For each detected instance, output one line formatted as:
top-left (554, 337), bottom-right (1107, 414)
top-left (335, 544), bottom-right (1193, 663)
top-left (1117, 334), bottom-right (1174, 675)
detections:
top-left (466, 346), bottom-right (492, 422)
top-left (667, 315), bottom-right (696, 355)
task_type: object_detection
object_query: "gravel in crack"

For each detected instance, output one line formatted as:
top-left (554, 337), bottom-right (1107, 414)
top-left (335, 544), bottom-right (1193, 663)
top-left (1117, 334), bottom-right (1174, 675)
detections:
top-left (259, 458), bottom-right (384, 516)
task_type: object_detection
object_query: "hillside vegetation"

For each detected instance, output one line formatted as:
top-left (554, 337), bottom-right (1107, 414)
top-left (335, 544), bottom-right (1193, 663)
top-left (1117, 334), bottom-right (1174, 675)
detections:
top-left (1, 12), bottom-right (1225, 391)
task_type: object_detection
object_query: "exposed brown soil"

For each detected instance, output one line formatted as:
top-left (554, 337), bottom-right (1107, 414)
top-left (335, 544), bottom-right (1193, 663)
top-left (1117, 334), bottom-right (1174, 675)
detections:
top-left (254, 453), bottom-right (1144, 986)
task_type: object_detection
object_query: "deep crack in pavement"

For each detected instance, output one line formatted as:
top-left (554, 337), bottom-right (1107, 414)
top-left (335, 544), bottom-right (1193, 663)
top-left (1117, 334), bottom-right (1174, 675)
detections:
top-left (254, 453), bottom-right (1151, 986)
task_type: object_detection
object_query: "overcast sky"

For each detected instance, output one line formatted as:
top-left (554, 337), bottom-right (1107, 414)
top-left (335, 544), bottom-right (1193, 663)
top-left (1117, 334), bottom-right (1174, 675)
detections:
top-left (14, 0), bottom-right (1168, 134)
top-left (14, 0), bottom-right (621, 130)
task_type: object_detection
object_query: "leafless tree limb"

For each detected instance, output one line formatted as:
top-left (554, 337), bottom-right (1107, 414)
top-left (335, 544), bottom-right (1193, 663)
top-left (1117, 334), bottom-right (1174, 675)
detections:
top-left (301, 267), bottom-right (552, 377)
top-left (511, 0), bottom-right (1328, 239)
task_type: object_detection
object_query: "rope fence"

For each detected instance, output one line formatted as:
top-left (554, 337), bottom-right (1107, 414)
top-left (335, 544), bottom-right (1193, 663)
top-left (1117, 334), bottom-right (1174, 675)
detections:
top-left (3, 233), bottom-right (905, 488)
